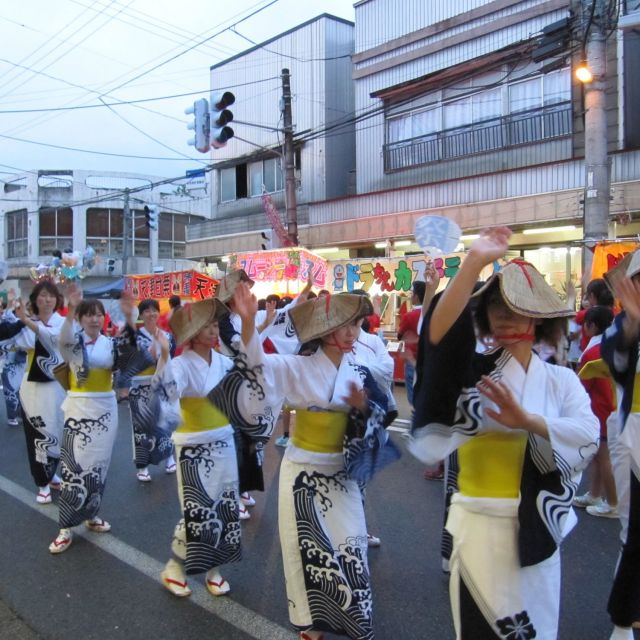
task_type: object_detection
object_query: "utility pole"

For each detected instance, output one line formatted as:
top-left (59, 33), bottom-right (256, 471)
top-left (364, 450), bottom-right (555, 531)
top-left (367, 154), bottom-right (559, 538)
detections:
top-left (281, 68), bottom-right (298, 246)
top-left (581, 0), bottom-right (611, 280)
top-left (122, 188), bottom-right (130, 277)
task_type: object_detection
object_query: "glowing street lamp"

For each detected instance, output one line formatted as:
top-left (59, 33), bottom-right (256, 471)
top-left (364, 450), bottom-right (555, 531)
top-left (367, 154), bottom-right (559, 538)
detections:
top-left (575, 62), bottom-right (593, 84)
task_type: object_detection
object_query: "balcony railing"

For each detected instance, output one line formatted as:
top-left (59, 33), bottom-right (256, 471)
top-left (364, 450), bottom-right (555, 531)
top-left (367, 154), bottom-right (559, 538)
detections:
top-left (383, 103), bottom-right (572, 173)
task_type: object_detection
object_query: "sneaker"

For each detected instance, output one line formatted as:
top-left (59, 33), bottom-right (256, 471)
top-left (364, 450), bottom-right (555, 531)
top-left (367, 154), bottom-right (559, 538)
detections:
top-left (206, 569), bottom-right (231, 596)
top-left (136, 468), bottom-right (152, 482)
top-left (275, 435), bottom-right (289, 447)
top-left (7, 419), bottom-right (18, 427)
top-left (49, 529), bottom-right (73, 554)
top-left (239, 503), bottom-right (251, 520)
top-left (36, 487), bottom-right (52, 504)
top-left (240, 492), bottom-right (256, 507)
top-left (85, 517), bottom-right (112, 533)
top-left (367, 533), bottom-right (381, 547)
top-left (573, 492), bottom-right (601, 509)
top-left (586, 502), bottom-right (619, 519)
top-left (161, 559), bottom-right (191, 597)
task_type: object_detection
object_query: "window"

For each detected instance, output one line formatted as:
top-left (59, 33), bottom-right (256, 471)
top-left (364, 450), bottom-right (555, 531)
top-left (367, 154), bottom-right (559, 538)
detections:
top-left (39, 207), bottom-right (73, 255)
top-left (86, 208), bottom-right (124, 256)
top-left (384, 66), bottom-right (572, 171)
top-left (6, 209), bottom-right (27, 258)
top-left (220, 156), bottom-right (284, 202)
top-left (158, 213), bottom-right (189, 259)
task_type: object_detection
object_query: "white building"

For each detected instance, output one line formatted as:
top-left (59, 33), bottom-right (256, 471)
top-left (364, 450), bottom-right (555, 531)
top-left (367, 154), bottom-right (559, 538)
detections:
top-left (186, 13), bottom-right (355, 258)
top-left (1, 169), bottom-right (208, 287)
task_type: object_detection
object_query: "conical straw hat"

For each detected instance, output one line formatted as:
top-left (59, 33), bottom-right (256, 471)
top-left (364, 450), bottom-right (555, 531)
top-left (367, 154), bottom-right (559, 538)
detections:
top-left (473, 259), bottom-right (573, 318)
top-left (214, 269), bottom-right (254, 304)
top-left (289, 294), bottom-right (373, 343)
top-left (169, 298), bottom-right (229, 346)
top-left (603, 250), bottom-right (636, 294)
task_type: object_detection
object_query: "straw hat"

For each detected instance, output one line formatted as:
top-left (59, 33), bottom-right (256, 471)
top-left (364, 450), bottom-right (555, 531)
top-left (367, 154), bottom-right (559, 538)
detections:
top-left (214, 269), bottom-right (254, 304)
top-left (473, 259), bottom-right (573, 318)
top-left (169, 299), bottom-right (228, 346)
top-left (603, 250), bottom-right (636, 293)
top-left (289, 294), bottom-right (373, 343)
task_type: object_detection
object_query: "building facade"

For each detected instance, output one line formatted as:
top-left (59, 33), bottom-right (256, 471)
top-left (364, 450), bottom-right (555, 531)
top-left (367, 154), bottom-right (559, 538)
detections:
top-left (1, 169), bottom-right (208, 287)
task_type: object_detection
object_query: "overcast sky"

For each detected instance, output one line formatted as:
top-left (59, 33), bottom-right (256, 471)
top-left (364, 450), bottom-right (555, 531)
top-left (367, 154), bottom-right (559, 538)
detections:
top-left (0, 0), bottom-right (355, 181)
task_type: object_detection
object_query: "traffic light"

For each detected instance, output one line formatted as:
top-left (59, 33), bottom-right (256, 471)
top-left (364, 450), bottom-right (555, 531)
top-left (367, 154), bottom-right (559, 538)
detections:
top-left (210, 91), bottom-right (235, 149)
top-left (185, 98), bottom-right (211, 153)
top-left (107, 258), bottom-right (116, 273)
top-left (144, 204), bottom-right (159, 231)
top-left (260, 230), bottom-right (272, 251)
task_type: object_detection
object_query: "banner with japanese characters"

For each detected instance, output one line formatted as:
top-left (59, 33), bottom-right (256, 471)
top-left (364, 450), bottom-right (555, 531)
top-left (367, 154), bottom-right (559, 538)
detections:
top-left (229, 248), bottom-right (328, 288)
top-left (327, 254), bottom-right (465, 294)
top-left (124, 270), bottom-right (218, 301)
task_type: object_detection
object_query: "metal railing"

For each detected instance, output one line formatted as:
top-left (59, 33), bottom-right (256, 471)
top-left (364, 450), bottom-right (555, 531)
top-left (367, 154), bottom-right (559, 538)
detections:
top-left (383, 103), bottom-right (572, 172)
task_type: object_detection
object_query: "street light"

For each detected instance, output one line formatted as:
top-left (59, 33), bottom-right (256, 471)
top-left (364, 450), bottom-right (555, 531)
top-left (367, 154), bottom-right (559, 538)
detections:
top-left (575, 61), bottom-right (593, 83)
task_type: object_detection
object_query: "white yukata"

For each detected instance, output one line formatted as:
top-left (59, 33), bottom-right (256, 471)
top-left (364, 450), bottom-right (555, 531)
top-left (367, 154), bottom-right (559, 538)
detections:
top-left (155, 331), bottom-right (275, 575)
top-left (409, 307), bottom-right (599, 640)
top-left (12, 313), bottom-right (66, 487)
top-left (127, 326), bottom-right (175, 468)
top-left (58, 326), bottom-right (118, 527)
top-left (258, 346), bottom-right (396, 640)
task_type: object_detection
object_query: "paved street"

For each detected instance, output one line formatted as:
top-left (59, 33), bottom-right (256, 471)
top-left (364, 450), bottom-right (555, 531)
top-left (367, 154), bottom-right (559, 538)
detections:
top-left (0, 388), bottom-right (634, 640)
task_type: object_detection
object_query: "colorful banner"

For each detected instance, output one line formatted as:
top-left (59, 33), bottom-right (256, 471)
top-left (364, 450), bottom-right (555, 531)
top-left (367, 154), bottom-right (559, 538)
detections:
top-left (327, 254), bottom-right (467, 293)
top-left (591, 242), bottom-right (639, 281)
top-left (229, 248), bottom-right (328, 287)
top-left (124, 270), bottom-right (218, 301)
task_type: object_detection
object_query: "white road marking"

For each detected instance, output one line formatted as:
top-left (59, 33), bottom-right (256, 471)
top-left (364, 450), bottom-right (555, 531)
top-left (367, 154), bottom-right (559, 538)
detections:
top-left (0, 474), bottom-right (296, 640)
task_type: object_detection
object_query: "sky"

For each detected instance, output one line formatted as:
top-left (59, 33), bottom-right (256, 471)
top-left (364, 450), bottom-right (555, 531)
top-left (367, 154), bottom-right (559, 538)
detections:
top-left (0, 0), bottom-right (355, 182)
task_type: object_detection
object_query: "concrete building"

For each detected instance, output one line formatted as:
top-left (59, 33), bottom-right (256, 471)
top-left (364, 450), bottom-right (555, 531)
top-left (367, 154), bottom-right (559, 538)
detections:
top-left (1, 169), bottom-right (208, 287)
top-left (186, 13), bottom-right (355, 259)
top-left (302, 0), bottom-right (640, 286)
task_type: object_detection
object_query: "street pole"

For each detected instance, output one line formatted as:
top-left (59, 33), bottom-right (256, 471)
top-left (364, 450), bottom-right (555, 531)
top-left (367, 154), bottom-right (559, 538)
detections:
top-left (281, 68), bottom-right (298, 246)
top-left (122, 188), bottom-right (130, 276)
top-left (581, 0), bottom-right (610, 281)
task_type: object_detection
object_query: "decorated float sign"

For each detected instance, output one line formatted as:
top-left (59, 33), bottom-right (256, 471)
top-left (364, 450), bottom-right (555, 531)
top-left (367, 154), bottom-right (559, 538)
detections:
top-left (328, 254), bottom-right (464, 293)
top-left (229, 249), bottom-right (328, 287)
top-left (124, 270), bottom-right (218, 301)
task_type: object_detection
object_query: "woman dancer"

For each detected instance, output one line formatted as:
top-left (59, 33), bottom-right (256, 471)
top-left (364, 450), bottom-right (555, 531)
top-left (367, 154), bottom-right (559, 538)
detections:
top-left (121, 297), bottom-right (176, 482)
top-left (14, 280), bottom-right (66, 504)
top-left (256, 293), bottom-right (397, 640)
top-left (408, 227), bottom-right (599, 639)
top-left (49, 286), bottom-right (118, 553)
top-left (153, 287), bottom-right (273, 597)
top-left (0, 300), bottom-right (27, 427)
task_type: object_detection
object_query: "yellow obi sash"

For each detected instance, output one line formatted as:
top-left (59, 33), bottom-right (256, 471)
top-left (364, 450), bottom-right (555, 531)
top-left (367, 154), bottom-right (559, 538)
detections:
top-left (70, 368), bottom-right (113, 392)
top-left (138, 365), bottom-right (156, 377)
top-left (458, 432), bottom-right (528, 498)
top-left (26, 349), bottom-right (34, 369)
top-left (291, 409), bottom-right (348, 454)
top-left (630, 373), bottom-right (640, 414)
top-left (178, 397), bottom-right (229, 433)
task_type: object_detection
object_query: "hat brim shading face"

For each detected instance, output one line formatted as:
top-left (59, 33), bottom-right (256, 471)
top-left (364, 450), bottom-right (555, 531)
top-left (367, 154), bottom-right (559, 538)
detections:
top-left (214, 269), bottom-right (255, 304)
top-left (169, 299), bottom-right (229, 346)
top-left (473, 260), bottom-right (573, 319)
top-left (289, 294), bottom-right (373, 344)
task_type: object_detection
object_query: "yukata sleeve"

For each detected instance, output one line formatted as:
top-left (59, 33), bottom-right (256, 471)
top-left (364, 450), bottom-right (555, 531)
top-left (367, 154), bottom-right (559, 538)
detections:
top-left (407, 300), bottom-right (481, 465)
top-left (114, 327), bottom-right (155, 389)
top-left (344, 367), bottom-right (401, 484)
top-left (0, 318), bottom-right (25, 341)
top-left (601, 312), bottom-right (637, 386)
top-left (148, 358), bottom-right (184, 435)
top-left (518, 367), bottom-right (600, 565)
top-left (206, 328), bottom-right (278, 442)
top-left (58, 320), bottom-right (83, 367)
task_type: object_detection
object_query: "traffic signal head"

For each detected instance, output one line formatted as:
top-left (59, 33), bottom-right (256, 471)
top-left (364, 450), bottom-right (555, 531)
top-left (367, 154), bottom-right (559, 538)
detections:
top-left (144, 204), bottom-right (159, 231)
top-left (210, 91), bottom-right (235, 149)
top-left (107, 258), bottom-right (116, 273)
top-left (185, 98), bottom-right (210, 153)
